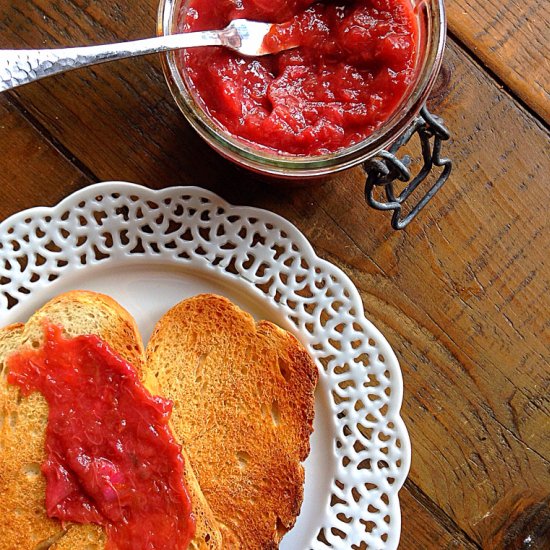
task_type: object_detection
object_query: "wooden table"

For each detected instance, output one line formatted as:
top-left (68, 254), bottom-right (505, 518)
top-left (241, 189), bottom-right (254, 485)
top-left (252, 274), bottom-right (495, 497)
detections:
top-left (1, 0), bottom-right (548, 547)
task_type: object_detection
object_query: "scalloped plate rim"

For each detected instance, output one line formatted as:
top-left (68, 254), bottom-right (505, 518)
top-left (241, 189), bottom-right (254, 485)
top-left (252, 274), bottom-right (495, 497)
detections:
top-left (0, 181), bottom-right (411, 549)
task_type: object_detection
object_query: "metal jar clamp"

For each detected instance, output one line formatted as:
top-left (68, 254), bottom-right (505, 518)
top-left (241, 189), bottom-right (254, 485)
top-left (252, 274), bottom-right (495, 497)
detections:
top-left (363, 106), bottom-right (452, 230)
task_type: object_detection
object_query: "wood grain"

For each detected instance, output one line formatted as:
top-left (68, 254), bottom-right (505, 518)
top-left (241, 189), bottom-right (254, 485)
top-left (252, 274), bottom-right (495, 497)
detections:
top-left (0, 97), bottom-right (90, 220)
top-left (446, 0), bottom-right (550, 121)
top-left (476, 489), bottom-right (550, 549)
top-left (399, 485), bottom-right (479, 549)
top-left (0, 0), bottom-right (549, 547)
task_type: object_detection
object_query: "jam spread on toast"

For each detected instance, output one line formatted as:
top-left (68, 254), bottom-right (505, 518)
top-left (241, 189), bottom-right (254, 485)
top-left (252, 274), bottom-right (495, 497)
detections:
top-left (7, 323), bottom-right (195, 550)
top-left (180, 0), bottom-right (418, 155)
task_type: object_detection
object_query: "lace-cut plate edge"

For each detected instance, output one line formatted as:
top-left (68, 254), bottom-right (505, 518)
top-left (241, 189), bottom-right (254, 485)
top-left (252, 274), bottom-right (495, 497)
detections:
top-left (0, 181), bottom-right (411, 549)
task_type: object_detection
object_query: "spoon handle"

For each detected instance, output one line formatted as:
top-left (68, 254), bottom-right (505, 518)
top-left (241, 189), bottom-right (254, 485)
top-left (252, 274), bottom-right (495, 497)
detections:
top-left (0, 32), bottom-right (224, 92)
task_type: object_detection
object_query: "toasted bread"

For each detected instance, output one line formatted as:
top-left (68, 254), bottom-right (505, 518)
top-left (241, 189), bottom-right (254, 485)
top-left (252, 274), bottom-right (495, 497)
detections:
top-left (146, 294), bottom-right (318, 549)
top-left (0, 291), bottom-right (222, 550)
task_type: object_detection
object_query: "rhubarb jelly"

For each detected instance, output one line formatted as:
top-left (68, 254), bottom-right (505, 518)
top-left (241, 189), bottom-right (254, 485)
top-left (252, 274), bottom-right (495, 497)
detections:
top-left (7, 323), bottom-right (195, 550)
top-left (179, 0), bottom-right (419, 155)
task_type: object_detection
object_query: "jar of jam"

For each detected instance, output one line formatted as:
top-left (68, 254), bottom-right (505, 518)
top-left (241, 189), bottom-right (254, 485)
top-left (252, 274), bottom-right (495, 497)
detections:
top-left (158, 0), bottom-right (451, 228)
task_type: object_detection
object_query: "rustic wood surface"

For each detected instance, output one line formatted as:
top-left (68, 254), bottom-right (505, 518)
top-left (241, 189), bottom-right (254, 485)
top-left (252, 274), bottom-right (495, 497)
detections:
top-left (0, 0), bottom-right (549, 548)
top-left (446, 0), bottom-right (550, 122)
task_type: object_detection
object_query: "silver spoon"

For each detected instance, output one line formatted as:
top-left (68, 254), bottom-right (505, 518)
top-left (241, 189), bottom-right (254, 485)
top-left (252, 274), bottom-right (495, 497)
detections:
top-left (0, 19), bottom-right (290, 93)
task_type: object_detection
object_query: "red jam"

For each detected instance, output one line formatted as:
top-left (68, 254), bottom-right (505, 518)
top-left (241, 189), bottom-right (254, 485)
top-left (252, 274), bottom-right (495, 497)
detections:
top-left (179, 0), bottom-right (419, 155)
top-left (7, 323), bottom-right (195, 550)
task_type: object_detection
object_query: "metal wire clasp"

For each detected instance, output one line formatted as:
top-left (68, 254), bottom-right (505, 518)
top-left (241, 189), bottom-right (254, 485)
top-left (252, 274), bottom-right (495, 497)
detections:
top-left (363, 107), bottom-right (452, 230)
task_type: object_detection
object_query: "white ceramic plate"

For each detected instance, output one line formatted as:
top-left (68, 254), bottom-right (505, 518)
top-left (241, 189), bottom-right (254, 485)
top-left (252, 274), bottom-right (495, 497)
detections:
top-left (0, 182), bottom-right (411, 549)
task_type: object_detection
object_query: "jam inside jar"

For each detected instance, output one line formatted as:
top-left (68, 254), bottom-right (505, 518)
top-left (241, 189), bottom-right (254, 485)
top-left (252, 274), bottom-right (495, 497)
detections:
top-left (159, 0), bottom-right (446, 178)
top-left (177, 0), bottom-right (419, 156)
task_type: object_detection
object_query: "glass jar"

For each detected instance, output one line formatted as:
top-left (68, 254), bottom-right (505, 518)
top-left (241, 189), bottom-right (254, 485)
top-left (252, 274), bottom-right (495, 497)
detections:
top-left (158, 0), bottom-right (451, 223)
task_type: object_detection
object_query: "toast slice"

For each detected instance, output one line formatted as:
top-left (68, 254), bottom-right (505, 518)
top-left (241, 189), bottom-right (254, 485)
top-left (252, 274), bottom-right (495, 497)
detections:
top-left (146, 294), bottom-right (318, 549)
top-left (0, 291), bottom-right (222, 550)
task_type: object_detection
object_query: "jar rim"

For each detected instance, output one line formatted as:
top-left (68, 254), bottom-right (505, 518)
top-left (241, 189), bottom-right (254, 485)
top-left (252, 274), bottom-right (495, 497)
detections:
top-left (158, 0), bottom-right (447, 178)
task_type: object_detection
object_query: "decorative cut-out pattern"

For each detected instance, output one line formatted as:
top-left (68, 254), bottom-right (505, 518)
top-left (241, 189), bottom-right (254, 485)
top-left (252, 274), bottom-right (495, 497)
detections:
top-left (0, 183), bottom-right (410, 549)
